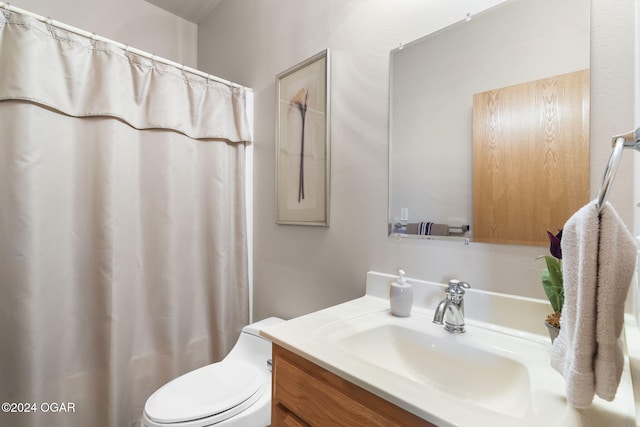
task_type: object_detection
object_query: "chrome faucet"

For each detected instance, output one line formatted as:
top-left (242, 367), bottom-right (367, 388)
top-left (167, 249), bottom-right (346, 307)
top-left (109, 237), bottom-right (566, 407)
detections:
top-left (433, 279), bottom-right (471, 334)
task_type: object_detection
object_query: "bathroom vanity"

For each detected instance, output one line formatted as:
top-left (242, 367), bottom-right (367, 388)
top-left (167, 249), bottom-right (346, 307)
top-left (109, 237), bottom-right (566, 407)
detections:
top-left (261, 271), bottom-right (638, 426)
top-left (271, 344), bottom-right (433, 426)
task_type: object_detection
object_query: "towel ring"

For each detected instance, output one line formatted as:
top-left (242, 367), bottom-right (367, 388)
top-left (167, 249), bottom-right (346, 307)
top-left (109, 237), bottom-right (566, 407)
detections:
top-left (595, 138), bottom-right (625, 211)
top-left (595, 127), bottom-right (640, 212)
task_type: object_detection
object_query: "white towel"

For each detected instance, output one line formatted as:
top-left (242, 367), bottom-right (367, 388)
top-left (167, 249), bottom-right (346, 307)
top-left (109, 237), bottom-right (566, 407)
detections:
top-left (594, 202), bottom-right (637, 400)
top-left (550, 201), bottom-right (599, 407)
top-left (550, 201), bottom-right (636, 408)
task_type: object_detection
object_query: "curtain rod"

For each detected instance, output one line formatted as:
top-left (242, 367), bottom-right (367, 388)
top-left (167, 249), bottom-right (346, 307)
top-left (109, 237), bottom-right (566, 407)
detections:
top-left (0, 1), bottom-right (249, 91)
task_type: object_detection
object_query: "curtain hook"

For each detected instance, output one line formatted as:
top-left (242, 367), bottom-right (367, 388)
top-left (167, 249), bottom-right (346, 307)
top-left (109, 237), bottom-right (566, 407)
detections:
top-left (45, 16), bottom-right (53, 33)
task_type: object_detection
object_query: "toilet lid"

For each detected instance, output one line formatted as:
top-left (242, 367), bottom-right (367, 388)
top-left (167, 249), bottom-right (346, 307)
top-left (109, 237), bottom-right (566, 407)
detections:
top-left (144, 360), bottom-right (265, 424)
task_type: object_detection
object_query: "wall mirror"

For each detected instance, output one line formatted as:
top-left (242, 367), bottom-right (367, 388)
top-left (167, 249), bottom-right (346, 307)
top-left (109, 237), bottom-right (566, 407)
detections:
top-left (389, 0), bottom-right (590, 245)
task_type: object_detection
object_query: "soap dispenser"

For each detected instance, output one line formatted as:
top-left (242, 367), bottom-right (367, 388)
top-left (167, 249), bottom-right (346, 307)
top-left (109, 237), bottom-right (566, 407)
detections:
top-left (390, 269), bottom-right (413, 317)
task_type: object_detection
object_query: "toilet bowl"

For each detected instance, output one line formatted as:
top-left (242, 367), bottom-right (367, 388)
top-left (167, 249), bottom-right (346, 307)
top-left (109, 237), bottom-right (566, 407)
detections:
top-left (140, 317), bottom-right (284, 427)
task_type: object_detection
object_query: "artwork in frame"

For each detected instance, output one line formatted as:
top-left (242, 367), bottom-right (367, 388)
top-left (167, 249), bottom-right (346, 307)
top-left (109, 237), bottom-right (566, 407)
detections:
top-left (276, 49), bottom-right (330, 226)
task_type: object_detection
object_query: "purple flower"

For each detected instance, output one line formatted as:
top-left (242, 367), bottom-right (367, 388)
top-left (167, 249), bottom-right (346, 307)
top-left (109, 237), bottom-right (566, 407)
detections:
top-left (546, 229), bottom-right (563, 260)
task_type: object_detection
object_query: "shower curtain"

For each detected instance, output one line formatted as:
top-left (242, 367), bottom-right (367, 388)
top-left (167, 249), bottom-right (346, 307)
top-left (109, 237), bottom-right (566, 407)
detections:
top-left (0, 11), bottom-right (251, 427)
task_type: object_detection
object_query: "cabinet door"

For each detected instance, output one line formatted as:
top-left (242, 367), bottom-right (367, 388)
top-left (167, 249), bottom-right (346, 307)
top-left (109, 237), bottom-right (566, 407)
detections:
top-left (273, 403), bottom-right (309, 427)
top-left (272, 344), bottom-right (435, 427)
top-left (472, 69), bottom-right (589, 245)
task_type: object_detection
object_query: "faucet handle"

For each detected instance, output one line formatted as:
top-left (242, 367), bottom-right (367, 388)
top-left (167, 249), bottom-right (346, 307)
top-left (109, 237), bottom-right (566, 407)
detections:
top-left (445, 279), bottom-right (470, 296)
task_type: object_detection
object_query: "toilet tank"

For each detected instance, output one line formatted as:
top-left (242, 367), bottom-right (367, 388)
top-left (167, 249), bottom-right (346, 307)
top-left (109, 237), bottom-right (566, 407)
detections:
top-left (226, 317), bottom-right (284, 373)
top-left (242, 317), bottom-right (284, 337)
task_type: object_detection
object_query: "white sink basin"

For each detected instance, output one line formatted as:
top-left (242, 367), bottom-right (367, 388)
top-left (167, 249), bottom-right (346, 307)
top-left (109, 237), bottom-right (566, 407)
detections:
top-left (313, 310), bottom-right (550, 419)
top-left (329, 322), bottom-right (532, 416)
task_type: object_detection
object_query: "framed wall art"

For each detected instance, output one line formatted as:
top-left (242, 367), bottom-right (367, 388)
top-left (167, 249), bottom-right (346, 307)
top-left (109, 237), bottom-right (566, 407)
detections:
top-left (276, 49), bottom-right (330, 226)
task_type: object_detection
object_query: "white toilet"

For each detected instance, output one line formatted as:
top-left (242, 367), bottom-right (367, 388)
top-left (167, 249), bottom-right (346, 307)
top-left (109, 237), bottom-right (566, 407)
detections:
top-left (140, 317), bottom-right (284, 427)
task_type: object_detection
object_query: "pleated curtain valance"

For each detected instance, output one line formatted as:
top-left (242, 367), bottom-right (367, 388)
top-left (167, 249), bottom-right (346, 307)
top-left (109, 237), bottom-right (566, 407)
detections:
top-left (0, 12), bottom-right (252, 142)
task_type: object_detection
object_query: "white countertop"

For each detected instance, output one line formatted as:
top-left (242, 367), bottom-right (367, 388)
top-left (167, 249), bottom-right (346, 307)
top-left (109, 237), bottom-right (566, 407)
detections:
top-left (261, 271), bottom-right (638, 427)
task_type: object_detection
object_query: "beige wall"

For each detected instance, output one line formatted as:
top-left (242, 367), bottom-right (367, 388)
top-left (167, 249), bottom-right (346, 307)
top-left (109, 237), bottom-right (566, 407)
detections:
top-left (198, 0), bottom-right (636, 322)
top-left (8, 0), bottom-right (198, 68)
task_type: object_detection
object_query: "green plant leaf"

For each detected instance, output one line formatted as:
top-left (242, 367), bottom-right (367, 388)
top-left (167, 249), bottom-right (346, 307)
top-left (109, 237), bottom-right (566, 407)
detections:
top-left (540, 255), bottom-right (564, 313)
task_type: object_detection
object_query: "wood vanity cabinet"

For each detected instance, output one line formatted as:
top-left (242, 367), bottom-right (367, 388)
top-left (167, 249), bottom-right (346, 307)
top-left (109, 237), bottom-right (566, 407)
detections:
top-left (271, 344), bottom-right (436, 427)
